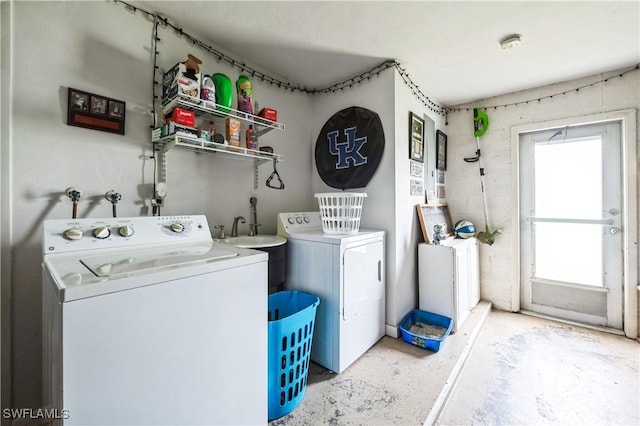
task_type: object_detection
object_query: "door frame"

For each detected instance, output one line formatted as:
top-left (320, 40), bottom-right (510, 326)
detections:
top-left (510, 109), bottom-right (637, 339)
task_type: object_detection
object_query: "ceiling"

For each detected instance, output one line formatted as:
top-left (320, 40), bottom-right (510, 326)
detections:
top-left (134, 1), bottom-right (640, 106)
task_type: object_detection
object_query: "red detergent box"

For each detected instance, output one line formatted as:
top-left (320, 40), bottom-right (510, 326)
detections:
top-left (166, 108), bottom-right (195, 127)
top-left (259, 108), bottom-right (278, 122)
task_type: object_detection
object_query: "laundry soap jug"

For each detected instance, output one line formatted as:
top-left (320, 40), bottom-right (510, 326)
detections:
top-left (246, 125), bottom-right (258, 150)
top-left (212, 73), bottom-right (232, 113)
top-left (236, 75), bottom-right (253, 114)
top-left (201, 75), bottom-right (216, 108)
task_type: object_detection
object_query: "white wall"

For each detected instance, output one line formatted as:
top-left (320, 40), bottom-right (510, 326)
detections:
top-left (391, 72), bottom-right (445, 330)
top-left (445, 68), bottom-right (639, 312)
top-left (3, 1), bottom-right (313, 409)
top-left (4, 0), bottom-right (637, 413)
top-left (310, 69), bottom-right (445, 334)
top-left (310, 70), bottom-right (398, 331)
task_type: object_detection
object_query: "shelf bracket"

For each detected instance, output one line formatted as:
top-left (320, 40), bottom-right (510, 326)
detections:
top-left (254, 159), bottom-right (259, 190)
top-left (156, 143), bottom-right (168, 184)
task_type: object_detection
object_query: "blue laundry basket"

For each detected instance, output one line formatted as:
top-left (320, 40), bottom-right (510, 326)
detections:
top-left (267, 290), bottom-right (320, 420)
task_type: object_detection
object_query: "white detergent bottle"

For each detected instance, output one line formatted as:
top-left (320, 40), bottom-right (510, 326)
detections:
top-left (201, 75), bottom-right (216, 108)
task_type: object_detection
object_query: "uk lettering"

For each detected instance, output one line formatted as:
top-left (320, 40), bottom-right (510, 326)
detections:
top-left (327, 126), bottom-right (368, 169)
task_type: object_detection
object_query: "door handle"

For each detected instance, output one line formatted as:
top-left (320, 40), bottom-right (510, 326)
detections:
top-left (378, 260), bottom-right (382, 282)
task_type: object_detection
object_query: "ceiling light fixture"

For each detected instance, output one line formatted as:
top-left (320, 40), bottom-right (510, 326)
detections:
top-left (500, 34), bottom-right (522, 49)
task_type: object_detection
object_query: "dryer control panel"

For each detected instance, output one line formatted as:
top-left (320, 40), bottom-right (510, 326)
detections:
top-left (43, 215), bottom-right (212, 254)
top-left (276, 212), bottom-right (322, 236)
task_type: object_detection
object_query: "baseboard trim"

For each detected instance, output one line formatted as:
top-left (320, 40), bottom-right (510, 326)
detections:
top-left (385, 323), bottom-right (399, 338)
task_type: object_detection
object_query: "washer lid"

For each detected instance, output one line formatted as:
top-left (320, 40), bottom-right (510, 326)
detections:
top-left (80, 244), bottom-right (237, 277)
top-left (43, 242), bottom-right (266, 302)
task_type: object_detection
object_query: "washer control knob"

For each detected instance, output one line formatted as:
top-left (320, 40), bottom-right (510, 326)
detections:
top-left (64, 272), bottom-right (83, 286)
top-left (288, 217), bottom-right (295, 225)
top-left (97, 263), bottom-right (113, 275)
top-left (63, 228), bottom-right (83, 240)
top-left (93, 226), bottom-right (111, 239)
top-left (119, 225), bottom-right (134, 237)
top-left (170, 223), bottom-right (185, 233)
top-left (303, 216), bottom-right (310, 223)
top-left (296, 217), bottom-right (303, 224)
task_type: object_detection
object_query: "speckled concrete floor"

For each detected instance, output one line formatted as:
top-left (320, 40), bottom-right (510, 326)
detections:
top-left (269, 301), bottom-right (492, 426)
top-left (437, 311), bottom-right (639, 426)
top-left (270, 305), bottom-right (639, 426)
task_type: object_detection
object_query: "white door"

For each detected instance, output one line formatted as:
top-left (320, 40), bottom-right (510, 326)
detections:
top-left (455, 245), bottom-right (470, 328)
top-left (520, 121), bottom-right (623, 329)
top-left (342, 240), bottom-right (384, 320)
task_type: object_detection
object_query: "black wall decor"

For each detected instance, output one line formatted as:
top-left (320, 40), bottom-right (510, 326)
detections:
top-left (315, 106), bottom-right (385, 190)
top-left (436, 130), bottom-right (447, 171)
top-left (409, 112), bottom-right (424, 162)
top-left (67, 88), bottom-right (126, 135)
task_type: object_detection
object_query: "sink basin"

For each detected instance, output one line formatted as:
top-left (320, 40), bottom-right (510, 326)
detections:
top-left (223, 235), bottom-right (287, 249)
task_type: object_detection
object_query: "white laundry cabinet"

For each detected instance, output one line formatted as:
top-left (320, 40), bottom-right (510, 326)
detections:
top-left (418, 237), bottom-right (480, 332)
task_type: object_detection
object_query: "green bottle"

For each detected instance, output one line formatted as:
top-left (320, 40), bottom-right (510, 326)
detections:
top-left (212, 73), bottom-right (232, 113)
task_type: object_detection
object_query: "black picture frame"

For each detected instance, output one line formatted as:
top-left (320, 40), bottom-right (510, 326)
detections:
top-left (67, 88), bottom-right (126, 135)
top-left (409, 112), bottom-right (424, 163)
top-left (436, 129), bottom-right (447, 171)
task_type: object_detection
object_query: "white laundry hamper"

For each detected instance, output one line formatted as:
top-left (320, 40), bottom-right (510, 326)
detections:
top-left (314, 192), bottom-right (367, 234)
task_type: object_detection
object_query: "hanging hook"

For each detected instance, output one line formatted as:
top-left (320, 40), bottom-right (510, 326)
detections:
top-left (266, 158), bottom-right (284, 190)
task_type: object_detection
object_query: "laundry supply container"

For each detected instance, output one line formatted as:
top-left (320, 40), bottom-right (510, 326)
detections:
top-left (267, 290), bottom-right (320, 420)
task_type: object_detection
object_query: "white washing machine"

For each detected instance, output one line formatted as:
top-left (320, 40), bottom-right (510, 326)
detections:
top-left (42, 215), bottom-right (268, 425)
top-left (277, 212), bottom-right (385, 374)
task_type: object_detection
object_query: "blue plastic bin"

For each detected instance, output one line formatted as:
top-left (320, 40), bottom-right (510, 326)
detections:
top-left (267, 291), bottom-right (320, 420)
top-left (399, 309), bottom-right (453, 352)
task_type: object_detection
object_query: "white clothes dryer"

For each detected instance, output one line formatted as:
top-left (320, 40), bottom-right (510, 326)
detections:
top-left (42, 215), bottom-right (268, 425)
top-left (277, 212), bottom-right (385, 374)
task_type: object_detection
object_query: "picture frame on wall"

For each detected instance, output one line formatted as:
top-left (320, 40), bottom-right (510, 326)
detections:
top-left (436, 129), bottom-right (447, 171)
top-left (409, 112), bottom-right (424, 162)
top-left (67, 87), bottom-right (126, 135)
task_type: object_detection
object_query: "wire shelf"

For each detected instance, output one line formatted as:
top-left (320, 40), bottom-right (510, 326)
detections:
top-left (153, 133), bottom-right (283, 164)
top-left (162, 93), bottom-right (285, 137)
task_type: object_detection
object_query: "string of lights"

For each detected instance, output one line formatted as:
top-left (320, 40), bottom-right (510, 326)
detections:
top-left (150, 18), bottom-right (160, 127)
top-left (447, 64), bottom-right (640, 113)
top-left (115, 0), bottom-right (637, 121)
top-left (113, 0), bottom-right (447, 116)
top-left (393, 63), bottom-right (447, 116)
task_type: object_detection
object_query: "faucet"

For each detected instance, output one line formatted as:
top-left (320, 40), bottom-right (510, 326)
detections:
top-left (248, 223), bottom-right (262, 236)
top-left (231, 216), bottom-right (246, 237)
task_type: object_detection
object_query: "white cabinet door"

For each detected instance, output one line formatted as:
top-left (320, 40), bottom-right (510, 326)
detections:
top-left (468, 239), bottom-right (480, 307)
top-left (418, 237), bottom-right (479, 332)
top-left (455, 245), bottom-right (470, 327)
top-left (418, 244), bottom-right (456, 325)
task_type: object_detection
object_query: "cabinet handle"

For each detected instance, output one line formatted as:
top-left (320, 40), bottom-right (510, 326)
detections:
top-left (378, 260), bottom-right (382, 281)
